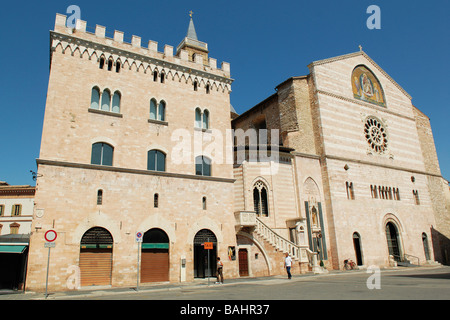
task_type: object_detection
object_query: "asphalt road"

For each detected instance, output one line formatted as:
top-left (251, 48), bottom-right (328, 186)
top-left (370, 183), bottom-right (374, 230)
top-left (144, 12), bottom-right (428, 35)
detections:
top-left (68, 266), bottom-right (450, 300)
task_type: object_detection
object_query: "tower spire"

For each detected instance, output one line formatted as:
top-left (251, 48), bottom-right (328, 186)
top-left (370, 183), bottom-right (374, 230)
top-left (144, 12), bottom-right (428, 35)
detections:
top-left (187, 11), bottom-right (198, 40)
top-left (176, 11), bottom-right (208, 64)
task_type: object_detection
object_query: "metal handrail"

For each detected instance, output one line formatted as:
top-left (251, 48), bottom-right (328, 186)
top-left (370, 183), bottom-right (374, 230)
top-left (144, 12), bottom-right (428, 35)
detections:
top-left (404, 253), bottom-right (420, 266)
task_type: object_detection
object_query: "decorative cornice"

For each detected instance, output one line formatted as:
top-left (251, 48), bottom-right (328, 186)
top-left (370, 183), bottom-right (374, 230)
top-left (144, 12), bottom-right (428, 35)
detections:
top-left (316, 89), bottom-right (415, 122)
top-left (50, 31), bottom-right (233, 87)
top-left (36, 159), bottom-right (235, 183)
top-left (323, 154), bottom-right (443, 179)
top-left (308, 51), bottom-right (412, 100)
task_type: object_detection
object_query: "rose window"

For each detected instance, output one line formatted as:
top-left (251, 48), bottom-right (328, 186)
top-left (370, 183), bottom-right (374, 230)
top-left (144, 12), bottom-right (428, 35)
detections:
top-left (364, 117), bottom-right (388, 154)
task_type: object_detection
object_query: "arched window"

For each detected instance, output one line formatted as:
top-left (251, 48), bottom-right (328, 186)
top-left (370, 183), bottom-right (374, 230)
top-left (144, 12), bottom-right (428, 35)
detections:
top-left (90, 87), bottom-right (100, 109)
top-left (160, 72), bottom-right (165, 83)
top-left (115, 61), bottom-right (121, 73)
top-left (154, 193), bottom-right (159, 208)
top-left (253, 188), bottom-right (260, 215)
top-left (202, 109), bottom-right (209, 129)
top-left (195, 108), bottom-right (202, 128)
top-left (206, 84), bottom-right (210, 94)
top-left (353, 232), bottom-right (363, 266)
top-left (91, 142), bottom-right (114, 166)
top-left (150, 99), bottom-right (157, 120)
top-left (422, 233), bottom-right (430, 260)
top-left (153, 71), bottom-right (158, 82)
top-left (195, 155), bottom-right (211, 176)
top-left (99, 56), bottom-right (105, 69)
top-left (202, 196), bottom-right (207, 210)
top-left (413, 190), bottom-right (420, 205)
top-left (107, 58), bottom-right (113, 71)
top-left (194, 80), bottom-right (198, 91)
top-left (81, 227), bottom-right (113, 249)
top-left (97, 189), bottom-right (103, 205)
top-left (101, 89), bottom-right (111, 111)
top-left (253, 181), bottom-right (269, 217)
top-left (147, 150), bottom-right (166, 172)
top-left (112, 91), bottom-right (121, 113)
top-left (158, 100), bottom-right (166, 121)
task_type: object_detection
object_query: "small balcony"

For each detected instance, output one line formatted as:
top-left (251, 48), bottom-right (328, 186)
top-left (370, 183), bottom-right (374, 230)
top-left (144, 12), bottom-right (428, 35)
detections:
top-left (235, 211), bottom-right (257, 231)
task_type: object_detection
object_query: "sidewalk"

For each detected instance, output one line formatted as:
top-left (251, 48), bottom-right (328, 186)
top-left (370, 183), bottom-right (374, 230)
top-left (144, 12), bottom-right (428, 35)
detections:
top-left (0, 265), bottom-right (442, 300)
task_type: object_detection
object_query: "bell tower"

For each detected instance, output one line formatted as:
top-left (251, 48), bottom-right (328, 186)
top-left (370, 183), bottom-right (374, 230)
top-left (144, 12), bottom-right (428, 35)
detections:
top-left (176, 11), bottom-right (209, 65)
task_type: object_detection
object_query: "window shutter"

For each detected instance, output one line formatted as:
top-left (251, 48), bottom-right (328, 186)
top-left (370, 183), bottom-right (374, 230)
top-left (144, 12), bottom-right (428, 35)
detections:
top-left (90, 88), bottom-right (100, 109)
top-left (148, 150), bottom-right (156, 170)
top-left (202, 110), bottom-right (209, 129)
top-left (195, 108), bottom-right (202, 128)
top-left (101, 90), bottom-right (111, 111)
top-left (156, 151), bottom-right (166, 172)
top-left (91, 143), bottom-right (102, 165)
top-left (203, 157), bottom-right (211, 176)
top-left (112, 92), bottom-right (120, 113)
top-left (253, 188), bottom-right (260, 215)
top-left (261, 188), bottom-right (268, 216)
top-left (150, 100), bottom-right (157, 120)
top-left (195, 156), bottom-right (203, 175)
top-left (158, 101), bottom-right (165, 121)
top-left (102, 144), bottom-right (113, 166)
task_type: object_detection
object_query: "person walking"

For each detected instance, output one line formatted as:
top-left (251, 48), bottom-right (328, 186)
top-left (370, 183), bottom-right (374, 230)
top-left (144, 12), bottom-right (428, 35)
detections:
top-left (216, 257), bottom-right (224, 284)
top-left (284, 252), bottom-right (292, 279)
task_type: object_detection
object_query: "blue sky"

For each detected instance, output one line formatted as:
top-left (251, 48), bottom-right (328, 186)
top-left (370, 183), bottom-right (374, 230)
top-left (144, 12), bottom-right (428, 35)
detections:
top-left (0, 0), bottom-right (449, 185)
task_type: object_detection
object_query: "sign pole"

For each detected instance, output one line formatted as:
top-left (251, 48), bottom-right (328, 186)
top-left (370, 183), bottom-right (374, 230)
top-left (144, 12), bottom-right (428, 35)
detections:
top-left (43, 230), bottom-right (57, 299)
top-left (207, 237), bottom-right (210, 287)
top-left (137, 241), bottom-right (140, 291)
top-left (135, 231), bottom-right (143, 291)
top-left (45, 246), bottom-right (51, 298)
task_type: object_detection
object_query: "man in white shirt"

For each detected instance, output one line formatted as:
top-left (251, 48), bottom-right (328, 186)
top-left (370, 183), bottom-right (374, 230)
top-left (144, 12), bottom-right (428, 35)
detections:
top-left (284, 252), bottom-right (293, 279)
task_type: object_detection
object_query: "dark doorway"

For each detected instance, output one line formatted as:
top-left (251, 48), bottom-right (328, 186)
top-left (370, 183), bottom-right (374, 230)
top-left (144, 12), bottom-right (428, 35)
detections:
top-left (193, 229), bottom-right (217, 278)
top-left (353, 232), bottom-right (363, 266)
top-left (422, 233), bottom-right (430, 261)
top-left (238, 249), bottom-right (249, 276)
top-left (386, 222), bottom-right (401, 261)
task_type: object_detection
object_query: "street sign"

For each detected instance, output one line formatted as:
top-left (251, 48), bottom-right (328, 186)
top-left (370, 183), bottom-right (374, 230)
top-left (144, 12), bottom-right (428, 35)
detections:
top-left (44, 229), bottom-right (57, 299)
top-left (45, 230), bottom-right (57, 242)
top-left (136, 231), bottom-right (143, 243)
top-left (204, 242), bottom-right (213, 250)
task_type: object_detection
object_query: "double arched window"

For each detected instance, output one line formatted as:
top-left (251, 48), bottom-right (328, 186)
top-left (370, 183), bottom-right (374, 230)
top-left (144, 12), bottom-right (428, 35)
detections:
top-left (91, 142), bottom-right (114, 166)
top-left (150, 98), bottom-right (166, 122)
top-left (195, 108), bottom-right (210, 129)
top-left (253, 181), bottom-right (269, 217)
top-left (91, 87), bottom-right (121, 113)
top-left (147, 150), bottom-right (166, 172)
top-left (195, 155), bottom-right (211, 176)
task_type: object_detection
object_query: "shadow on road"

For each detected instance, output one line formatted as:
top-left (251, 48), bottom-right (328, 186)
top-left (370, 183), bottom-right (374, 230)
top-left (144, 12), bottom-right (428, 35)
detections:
top-left (390, 272), bottom-right (450, 280)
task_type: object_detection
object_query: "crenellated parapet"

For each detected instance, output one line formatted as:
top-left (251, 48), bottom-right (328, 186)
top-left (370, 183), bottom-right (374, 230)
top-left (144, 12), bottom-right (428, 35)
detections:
top-left (51, 13), bottom-right (232, 92)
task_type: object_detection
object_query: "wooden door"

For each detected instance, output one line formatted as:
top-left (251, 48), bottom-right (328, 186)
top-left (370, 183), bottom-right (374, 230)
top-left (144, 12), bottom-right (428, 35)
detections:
top-left (238, 249), bottom-right (249, 276)
top-left (140, 249), bottom-right (169, 283)
top-left (79, 248), bottom-right (113, 286)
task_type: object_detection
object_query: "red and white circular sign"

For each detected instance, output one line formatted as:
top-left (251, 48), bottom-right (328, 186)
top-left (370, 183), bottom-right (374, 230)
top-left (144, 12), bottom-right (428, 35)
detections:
top-left (44, 230), bottom-right (57, 242)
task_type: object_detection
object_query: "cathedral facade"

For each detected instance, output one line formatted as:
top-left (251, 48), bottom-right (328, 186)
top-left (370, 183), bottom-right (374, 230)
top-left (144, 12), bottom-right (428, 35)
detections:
top-left (25, 13), bottom-right (449, 292)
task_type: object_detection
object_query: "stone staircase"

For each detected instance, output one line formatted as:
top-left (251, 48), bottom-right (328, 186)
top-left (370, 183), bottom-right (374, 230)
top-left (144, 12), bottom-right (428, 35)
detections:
top-left (234, 211), bottom-right (325, 273)
top-left (253, 216), bottom-right (326, 273)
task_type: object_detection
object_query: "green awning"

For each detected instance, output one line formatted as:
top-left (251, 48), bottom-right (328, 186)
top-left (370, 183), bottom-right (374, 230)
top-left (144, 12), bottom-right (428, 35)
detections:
top-left (0, 245), bottom-right (27, 253)
top-left (142, 243), bottom-right (169, 249)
